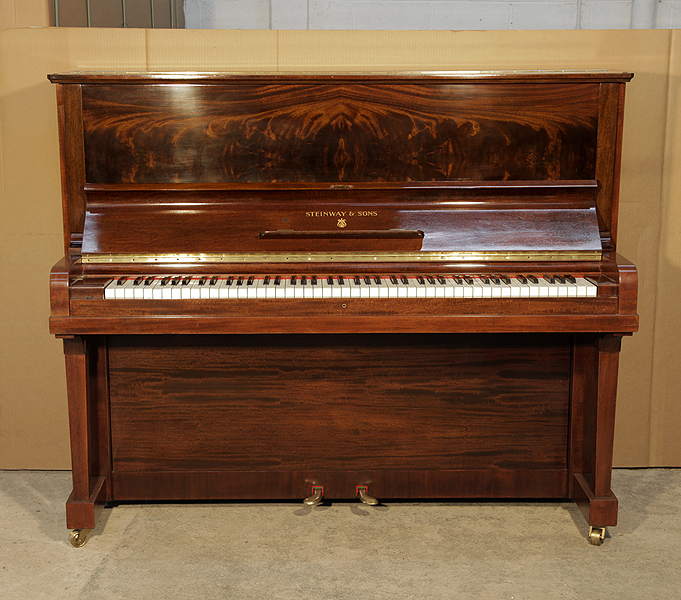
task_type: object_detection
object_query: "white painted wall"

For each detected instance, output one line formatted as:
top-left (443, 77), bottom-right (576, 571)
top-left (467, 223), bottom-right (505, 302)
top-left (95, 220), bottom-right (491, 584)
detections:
top-left (183, 0), bottom-right (681, 29)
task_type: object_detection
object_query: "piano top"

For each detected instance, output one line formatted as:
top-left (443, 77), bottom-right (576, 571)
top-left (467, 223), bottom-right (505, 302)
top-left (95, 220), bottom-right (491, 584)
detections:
top-left (48, 70), bottom-right (634, 84)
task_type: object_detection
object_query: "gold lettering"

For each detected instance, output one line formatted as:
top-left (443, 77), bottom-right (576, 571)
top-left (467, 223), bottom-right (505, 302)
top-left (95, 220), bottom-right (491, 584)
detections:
top-left (304, 210), bottom-right (378, 217)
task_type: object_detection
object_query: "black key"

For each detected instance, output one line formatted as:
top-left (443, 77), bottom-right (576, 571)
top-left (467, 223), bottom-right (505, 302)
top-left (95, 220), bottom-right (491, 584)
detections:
top-left (171, 277), bottom-right (181, 286)
top-left (264, 276), bottom-right (270, 285)
top-left (198, 276), bottom-right (207, 286)
top-left (400, 275), bottom-right (408, 285)
top-left (464, 276), bottom-right (474, 285)
top-left (390, 275), bottom-right (398, 284)
top-left (528, 275), bottom-right (539, 284)
top-left (226, 276), bottom-right (234, 286)
top-left (161, 276), bottom-right (171, 286)
top-left (544, 275), bottom-right (555, 284)
top-left (453, 276), bottom-right (463, 284)
top-left (426, 276), bottom-right (435, 284)
top-left (374, 276), bottom-right (381, 285)
top-left (500, 276), bottom-right (511, 285)
top-left (209, 276), bottom-right (218, 286)
top-left (555, 275), bottom-right (566, 284)
top-left (517, 275), bottom-right (528, 284)
top-left (116, 276), bottom-right (127, 286)
top-left (364, 276), bottom-right (372, 285)
top-left (145, 276), bottom-right (155, 286)
top-left (247, 276), bottom-right (254, 285)
top-left (182, 276), bottom-right (191, 285)
top-left (237, 276), bottom-right (244, 286)
top-left (354, 275), bottom-right (361, 285)
top-left (437, 276), bottom-right (446, 285)
top-left (134, 276), bottom-right (143, 286)
top-left (490, 276), bottom-right (500, 285)
top-left (311, 276), bottom-right (318, 285)
top-left (301, 275), bottom-right (307, 286)
top-left (274, 276), bottom-right (281, 286)
top-left (291, 275), bottom-right (297, 286)
top-left (564, 274), bottom-right (576, 284)
top-left (327, 276), bottom-right (334, 285)
top-left (417, 276), bottom-right (425, 285)
top-left (339, 276), bottom-right (345, 285)
top-left (480, 276), bottom-right (490, 284)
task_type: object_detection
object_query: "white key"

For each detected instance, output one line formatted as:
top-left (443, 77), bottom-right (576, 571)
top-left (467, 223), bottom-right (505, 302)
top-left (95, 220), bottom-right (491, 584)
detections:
top-left (141, 278), bottom-right (157, 300)
top-left (293, 278), bottom-right (305, 299)
top-left (104, 279), bottom-right (117, 299)
top-left (261, 277), bottom-right (275, 299)
top-left (198, 278), bottom-right (211, 299)
top-left (377, 277), bottom-right (391, 298)
top-left (579, 277), bottom-right (598, 297)
top-left (179, 278), bottom-right (193, 299)
top-left (217, 278), bottom-right (232, 299)
top-left (246, 277), bottom-right (259, 299)
top-left (424, 277), bottom-right (437, 298)
top-left (117, 279), bottom-right (133, 299)
top-left (509, 279), bottom-right (524, 298)
top-left (207, 278), bottom-right (221, 299)
top-left (498, 278), bottom-right (513, 298)
top-left (188, 277), bottom-right (202, 299)
top-left (328, 277), bottom-right (341, 299)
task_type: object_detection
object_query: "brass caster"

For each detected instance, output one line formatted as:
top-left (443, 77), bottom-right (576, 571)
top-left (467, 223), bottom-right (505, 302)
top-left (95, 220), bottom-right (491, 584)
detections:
top-left (303, 486), bottom-right (324, 506)
top-left (588, 526), bottom-right (607, 546)
top-left (69, 529), bottom-right (91, 548)
top-left (356, 486), bottom-right (379, 506)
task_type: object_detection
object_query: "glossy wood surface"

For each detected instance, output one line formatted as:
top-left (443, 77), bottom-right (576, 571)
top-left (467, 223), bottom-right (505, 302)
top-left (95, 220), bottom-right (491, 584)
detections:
top-left (108, 333), bottom-right (570, 471)
top-left (79, 82), bottom-right (600, 185)
top-left (112, 469), bottom-right (569, 502)
top-left (48, 72), bottom-right (638, 538)
top-left (80, 187), bottom-right (603, 255)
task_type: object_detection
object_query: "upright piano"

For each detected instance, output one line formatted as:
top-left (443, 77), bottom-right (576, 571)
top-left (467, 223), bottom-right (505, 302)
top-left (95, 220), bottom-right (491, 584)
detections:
top-left (48, 71), bottom-right (638, 547)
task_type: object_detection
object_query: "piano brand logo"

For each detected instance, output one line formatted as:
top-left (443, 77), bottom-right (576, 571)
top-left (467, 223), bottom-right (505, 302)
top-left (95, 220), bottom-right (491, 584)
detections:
top-left (337, 218), bottom-right (347, 228)
top-left (304, 211), bottom-right (378, 217)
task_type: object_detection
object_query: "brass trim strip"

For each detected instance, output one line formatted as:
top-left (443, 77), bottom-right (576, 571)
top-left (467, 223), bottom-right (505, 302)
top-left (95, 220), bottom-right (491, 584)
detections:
top-left (81, 250), bottom-right (602, 264)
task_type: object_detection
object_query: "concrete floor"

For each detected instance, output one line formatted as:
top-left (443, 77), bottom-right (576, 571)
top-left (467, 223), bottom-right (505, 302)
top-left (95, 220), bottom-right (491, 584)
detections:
top-left (1, 470), bottom-right (680, 600)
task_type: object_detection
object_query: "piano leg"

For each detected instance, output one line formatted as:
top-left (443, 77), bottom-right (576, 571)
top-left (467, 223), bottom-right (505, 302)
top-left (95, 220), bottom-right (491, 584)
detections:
top-left (572, 333), bottom-right (623, 544)
top-left (62, 336), bottom-right (110, 546)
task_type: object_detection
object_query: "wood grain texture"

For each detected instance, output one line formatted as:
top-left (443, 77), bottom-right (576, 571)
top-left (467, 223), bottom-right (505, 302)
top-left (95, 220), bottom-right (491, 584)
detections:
top-left (80, 83), bottom-right (600, 185)
top-left (49, 256), bottom-right (71, 317)
top-left (112, 469), bottom-right (569, 502)
top-left (50, 313), bottom-right (638, 337)
top-left (55, 84), bottom-right (86, 253)
top-left (108, 333), bottom-right (571, 473)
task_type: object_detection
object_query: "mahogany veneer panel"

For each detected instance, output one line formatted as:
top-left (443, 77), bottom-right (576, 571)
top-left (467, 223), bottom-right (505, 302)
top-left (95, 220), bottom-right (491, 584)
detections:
top-left (112, 469), bottom-right (569, 502)
top-left (80, 83), bottom-right (599, 184)
top-left (108, 333), bottom-right (571, 477)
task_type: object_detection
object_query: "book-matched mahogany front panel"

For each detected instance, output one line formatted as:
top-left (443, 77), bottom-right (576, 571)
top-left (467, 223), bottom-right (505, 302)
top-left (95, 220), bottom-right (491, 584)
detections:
top-left (108, 333), bottom-right (571, 476)
top-left (80, 83), bottom-right (600, 185)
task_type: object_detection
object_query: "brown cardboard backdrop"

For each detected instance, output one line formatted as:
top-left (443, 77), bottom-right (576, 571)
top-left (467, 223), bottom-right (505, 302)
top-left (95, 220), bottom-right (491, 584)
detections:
top-left (0, 27), bottom-right (678, 469)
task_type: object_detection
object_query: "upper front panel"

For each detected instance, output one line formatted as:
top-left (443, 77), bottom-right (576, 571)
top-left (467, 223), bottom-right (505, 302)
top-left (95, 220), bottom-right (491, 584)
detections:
top-left (80, 82), bottom-right (600, 184)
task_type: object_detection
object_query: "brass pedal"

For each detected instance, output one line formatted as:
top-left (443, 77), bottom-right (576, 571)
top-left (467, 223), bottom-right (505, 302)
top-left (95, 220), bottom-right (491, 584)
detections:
top-left (303, 486), bottom-right (324, 506)
top-left (356, 485), bottom-right (379, 506)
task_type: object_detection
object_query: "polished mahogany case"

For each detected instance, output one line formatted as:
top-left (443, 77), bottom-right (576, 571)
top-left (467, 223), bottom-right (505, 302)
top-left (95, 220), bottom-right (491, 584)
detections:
top-left (48, 71), bottom-right (637, 546)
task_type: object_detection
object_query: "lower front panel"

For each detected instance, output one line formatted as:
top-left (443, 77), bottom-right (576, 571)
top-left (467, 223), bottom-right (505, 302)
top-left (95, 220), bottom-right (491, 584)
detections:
top-left (107, 333), bottom-right (572, 501)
